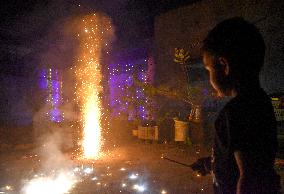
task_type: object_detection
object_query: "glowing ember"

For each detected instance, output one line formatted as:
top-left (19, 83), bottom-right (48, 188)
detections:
top-left (22, 172), bottom-right (76, 194)
top-left (75, 13), bottom-right (113, 159)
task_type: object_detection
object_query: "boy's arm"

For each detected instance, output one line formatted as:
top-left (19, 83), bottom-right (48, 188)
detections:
top-left (234, 151), bottom-right (254, 194)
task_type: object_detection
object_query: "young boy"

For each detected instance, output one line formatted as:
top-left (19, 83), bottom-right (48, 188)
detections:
top-left (200, 17), bottom-right (280, 194)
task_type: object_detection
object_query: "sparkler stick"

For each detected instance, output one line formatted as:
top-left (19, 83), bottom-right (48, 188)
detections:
top-left (161, 156), bottom-right (192, 168)
top-left (162, 155), bottom-right (208, 178)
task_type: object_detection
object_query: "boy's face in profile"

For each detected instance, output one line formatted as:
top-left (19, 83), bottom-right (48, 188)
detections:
top-left (203, 52), bottom-right (232, 97)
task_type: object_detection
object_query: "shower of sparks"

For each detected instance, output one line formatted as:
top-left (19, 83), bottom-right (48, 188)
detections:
top-left (74, 13), bottom-right (113, 159)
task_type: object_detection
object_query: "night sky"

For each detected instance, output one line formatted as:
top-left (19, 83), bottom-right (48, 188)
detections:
top-left (0, 0), bottom-right (283, 92)
top-left (0, 0), bottom-right (198, 46)
top-left (0, 0), bottom-right (199, 75)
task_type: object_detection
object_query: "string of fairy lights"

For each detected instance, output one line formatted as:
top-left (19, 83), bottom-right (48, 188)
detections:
top-left (108, 61), bottom-right (149, 119)
top-left (39, 68), bottom-right (64, 123)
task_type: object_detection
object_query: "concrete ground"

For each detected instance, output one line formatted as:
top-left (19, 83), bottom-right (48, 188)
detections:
top-left (0, 126), bottom-right (284, 194)
top-left (0, 140), bottom-right (211, 194)
top-left (1, 139), bottom-right (284, 194)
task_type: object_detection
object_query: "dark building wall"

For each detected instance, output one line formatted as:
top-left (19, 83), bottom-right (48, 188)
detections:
top-left (0, 74), bottom-right (38, 127)
top-left (154, 0), bottom-right (284, 93)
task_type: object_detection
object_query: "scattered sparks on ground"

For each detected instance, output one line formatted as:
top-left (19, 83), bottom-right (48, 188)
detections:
top-left (133, 184), bottom-right (146, 192)
top-left (22, 172), bottom-right (77, 194)
top-left (83, 167), bottom-right (93, 174)
top-left (129, 173), bottom-right (138, 180)
top-left (5, 186), bottom-right (12, 191)
top-left (73, 167), bottom-right (80, 172)
top-left (0, 185), bottom-right (13, 193)
top-left (91, 176), bottom-right (98, 181)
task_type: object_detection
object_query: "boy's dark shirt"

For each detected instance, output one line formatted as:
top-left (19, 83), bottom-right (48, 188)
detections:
top-left (212, 87), bottom-right (278, 192)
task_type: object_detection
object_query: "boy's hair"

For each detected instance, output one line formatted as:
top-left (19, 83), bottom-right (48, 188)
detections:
top-left (202, 17), bottom-right (265, 80)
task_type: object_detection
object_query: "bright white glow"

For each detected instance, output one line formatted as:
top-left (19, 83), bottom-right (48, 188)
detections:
top-left (82, 95), bottom-right (102, 159)
top-left (73, 167), bottom-right (80, 172)
top-left (91, 177), bottom-right (98, 181)
top-left (121, 183), bottom-right (127, 187)
top-left (133, 184), bottom-right (146, 192)
top-left (129, 174), bottom-right (138, 180)
top-left (161, 190), bottom-right (167, 194)
top-left (22, 172), bottom-right (76, 194)
top-left (120, 168), bottom-right (126, 171)
top-left (5, 186), bottom-right (12, 191)
top-left (83, 167), bottom-right (93, 174)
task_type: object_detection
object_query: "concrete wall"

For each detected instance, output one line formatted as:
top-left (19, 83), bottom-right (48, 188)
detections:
top-left (154, 0), bottom-right (284, 93)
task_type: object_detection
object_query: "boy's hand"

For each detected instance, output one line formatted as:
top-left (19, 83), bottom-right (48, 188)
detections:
top-left (190, 157), bottom-right (212, 176)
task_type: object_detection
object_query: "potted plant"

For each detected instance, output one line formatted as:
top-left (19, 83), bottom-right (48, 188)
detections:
top-left (121, 76), bottom-right (159, 141)
top-left (173, 48), bottom-right (209, 143)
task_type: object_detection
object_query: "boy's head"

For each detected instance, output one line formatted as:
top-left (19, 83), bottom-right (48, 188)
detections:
top-left (202, 17), bottom-right (265, 96)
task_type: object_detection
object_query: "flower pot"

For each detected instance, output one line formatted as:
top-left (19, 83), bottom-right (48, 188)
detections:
top-left (138, 126), bottom-right (159, 140)
top-left (132, 129), bottom-right (138, 136)
top-left (174, 119), bottom-right (189, 142)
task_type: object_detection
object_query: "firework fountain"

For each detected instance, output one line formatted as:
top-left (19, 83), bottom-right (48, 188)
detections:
top-left (74, 13), bottom-right (113, 159)
top-left (20, 13), bottom-right (114, 194)
top-left (13, 12), bottom-right (208, 193)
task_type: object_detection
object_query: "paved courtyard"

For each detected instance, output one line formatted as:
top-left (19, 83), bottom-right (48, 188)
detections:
top-left (1, 140), bottom-right (284, 194)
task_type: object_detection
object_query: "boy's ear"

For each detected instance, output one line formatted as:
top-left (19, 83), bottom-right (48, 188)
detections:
top-left (218, 57), bottom-right (229, 76)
